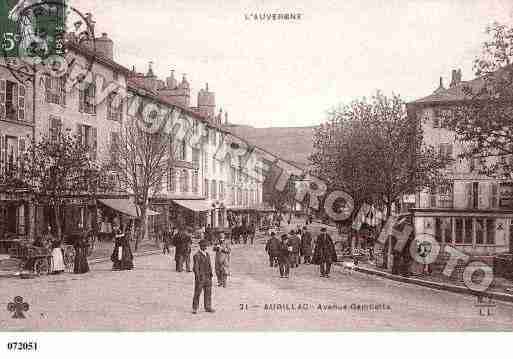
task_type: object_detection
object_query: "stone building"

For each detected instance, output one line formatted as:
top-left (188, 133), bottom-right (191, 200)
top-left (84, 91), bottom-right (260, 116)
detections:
top-left (407, 69), bottom-right (513, 258)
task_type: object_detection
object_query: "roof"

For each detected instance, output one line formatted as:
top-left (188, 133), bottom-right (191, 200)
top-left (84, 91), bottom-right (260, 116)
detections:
top-left (408, 67), bottom-right (513, 106)
top-left (66, 41), bottom-right (131, 74)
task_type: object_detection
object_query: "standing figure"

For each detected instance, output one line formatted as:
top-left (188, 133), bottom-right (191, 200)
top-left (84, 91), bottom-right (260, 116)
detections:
top-left (173, 229), bottom-right (183, 271)
top-left (312, 227), bottom-right (338, 278)
top-left (265, 232), bottom-right (280, 267)
top-left (300, 226), bottom-right (313, 264)
top-left (73, 231), bottom-right (90, 274)
top-left (213, 233), bottom-right (231, 287)
top-left (162, 225), bottom-right (172, 255)
top-left (249, 221), bottom-right (256, 245)
top-left (119, 223), bottom-right (134, 270)
top-left (287, 230), bottom-right (301, 267)
top-left (174, 228), bottom-right (192, 272)
top-left (277, 234), bottom-right (291, 278)
top-left (182, 229), bottom-right (192, 272)
top-left (192, 240), bottom-right (215, 314)
top-left (48, 227), bottom-right (64, 274)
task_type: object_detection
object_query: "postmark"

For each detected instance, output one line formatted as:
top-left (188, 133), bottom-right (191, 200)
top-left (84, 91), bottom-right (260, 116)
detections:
top-left (1, 0), bottom-right (96, 86)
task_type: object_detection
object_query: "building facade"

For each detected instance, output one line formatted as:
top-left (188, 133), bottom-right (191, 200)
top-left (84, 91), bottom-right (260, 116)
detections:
top-left (407, 70), bottom-right (513, 258)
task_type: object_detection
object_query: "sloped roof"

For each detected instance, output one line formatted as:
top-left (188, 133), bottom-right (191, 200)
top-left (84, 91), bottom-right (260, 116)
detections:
top-left (411, 76), bottom-right (485, 105)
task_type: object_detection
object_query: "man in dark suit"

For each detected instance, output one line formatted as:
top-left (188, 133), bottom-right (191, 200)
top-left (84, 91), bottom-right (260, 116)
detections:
top-left (312, 227), bottom-right (338, 278)
top-left (192, 239), bottom-right (215, 314)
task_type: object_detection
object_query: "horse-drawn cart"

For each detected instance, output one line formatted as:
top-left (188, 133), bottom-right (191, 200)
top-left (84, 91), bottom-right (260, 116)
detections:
top-left (7, 242), bottom-right (75, 275)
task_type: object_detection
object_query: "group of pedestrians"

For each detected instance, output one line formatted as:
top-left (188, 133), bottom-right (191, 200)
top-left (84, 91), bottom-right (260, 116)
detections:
top-left (265, 226), bottom-right (337, 278)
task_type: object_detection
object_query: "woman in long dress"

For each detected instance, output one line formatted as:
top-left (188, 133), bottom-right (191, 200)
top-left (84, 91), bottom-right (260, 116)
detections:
top-left (111, 222), bottom-right (134, 271)
top-left (49, 230), bottom-right (65, 274)
top-left (73, 231), bottom-right (90, 274)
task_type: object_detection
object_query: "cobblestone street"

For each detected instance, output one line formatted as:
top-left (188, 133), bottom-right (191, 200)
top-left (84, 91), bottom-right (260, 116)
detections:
top-left (1, 235), bottom-right (513, 331)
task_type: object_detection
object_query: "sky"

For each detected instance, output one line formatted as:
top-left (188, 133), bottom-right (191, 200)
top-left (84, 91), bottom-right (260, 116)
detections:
top-left (69, 0), bottom-right (513, 128)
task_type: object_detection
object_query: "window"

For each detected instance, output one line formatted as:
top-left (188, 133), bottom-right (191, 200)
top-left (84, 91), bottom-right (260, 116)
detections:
top-left (192, 170), bottom-right (199, 194)
top-left (77, 124), bottom-right (97, 161)
top-left (211, 129), bottom-right (216, 146)
top-left (438, 183), bottom-right (453, 208)
top-left (230, 167), bottom-right (236, 184)
top-left (168, 168), bottom-right (177, 192)
top-left (486, 219), bottom-right (495, 245)
top-left (464, 218), bottom-right (473, 244)
top-left (79, 81), bottom-right (96, 114)
top-left (212, 158), bottom-right (216, 174)
top-left (1, 80), bottom-right (26, 121)
top-left (179, 170), bottom-right (189, 193)
top-left (49, 116), bottom-right (62, 142)
top-left (475, 218), bottom-right (484, 244)
top-left (45, 75), bottom-right (65, 105)
top-left (438, 143), bottom-right (453, 160)
top-left (211, 180), bottom-right (217, 200)
top-left (107, 93), bottom-right (123, 122)
top-left (177, 139), bottom-right (186, 161)
top-left (192, 148), bottom-right (200, 168)
top-left (219, 181), bottom-right (224, 200)
top-left (204, 179), bottom-right (209, 198)
top-left (204, 152), bottom-right (209, 173)
top-left (110, 132), bottom-right (119, 165)
top-left (455, 218), bottom-right (463, 244)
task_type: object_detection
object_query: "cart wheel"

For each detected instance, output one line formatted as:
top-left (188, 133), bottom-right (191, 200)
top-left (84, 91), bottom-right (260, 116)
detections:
top-left (34, 258), bottom-right (50, 276)
top-left (65, 251), bottom-right (75, 273)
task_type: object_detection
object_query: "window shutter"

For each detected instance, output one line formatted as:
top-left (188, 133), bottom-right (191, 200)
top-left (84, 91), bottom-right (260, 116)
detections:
top-left (18, 137), bottom-right (25, 173)
top-left (45, 75), bottom-right (51, 103)
top-left (60, 76), bottom-right (66, 105)
top-left (453, 181), bottom-right (466, 208)
top-left (0, 80), bottom-right (5, 119)
top-left (18, 84), bottom-right (25, 121)
top-left (91, 127), bottom-right (97, 161)
top-left (490, 182), bottom-right (499, 209)
top-left (12, 83), bottom-right (18, 120)
top-left (465, 182), bottom-right (473, 208)
top-left (76, 124), bottom-right (83, 145)
top-left (0, 133), bottom-right (4, 175)
top-left (478, 182), bottom-right (489, 209)
top-left (79, 87), bottom-right (84, 112)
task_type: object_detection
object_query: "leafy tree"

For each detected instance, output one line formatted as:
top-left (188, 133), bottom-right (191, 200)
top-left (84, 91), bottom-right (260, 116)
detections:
top-left (310, 92), bottom-right (449, 222)
top-left (448, 22), bottom-right (513, 176)
top-left (22, 129), bottom-right (113, 240)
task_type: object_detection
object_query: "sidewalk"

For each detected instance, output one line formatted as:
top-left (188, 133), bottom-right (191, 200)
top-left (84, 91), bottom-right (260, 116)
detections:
top-left (335, 260), bottom-right (513, 304)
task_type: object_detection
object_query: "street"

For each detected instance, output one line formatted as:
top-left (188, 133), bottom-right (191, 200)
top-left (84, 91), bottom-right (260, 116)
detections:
top-left (1, 230), bottom-right (512, 331)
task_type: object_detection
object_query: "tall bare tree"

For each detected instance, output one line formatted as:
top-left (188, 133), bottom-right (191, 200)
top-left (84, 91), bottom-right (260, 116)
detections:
top-left (112, 113), bottom-right (174, 251)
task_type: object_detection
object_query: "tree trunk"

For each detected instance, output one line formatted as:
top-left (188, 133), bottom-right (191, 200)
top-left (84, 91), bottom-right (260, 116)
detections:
top-left (53, 202), bottom-right (62, 241)
top-left (136, 198), bottom-right (149, 252)
top-left (385, 200), bottom-right (393, 271)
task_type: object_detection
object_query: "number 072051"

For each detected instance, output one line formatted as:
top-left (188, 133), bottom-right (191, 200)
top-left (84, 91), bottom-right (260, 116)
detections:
top-left (7, 342), bottom-right (38, 351)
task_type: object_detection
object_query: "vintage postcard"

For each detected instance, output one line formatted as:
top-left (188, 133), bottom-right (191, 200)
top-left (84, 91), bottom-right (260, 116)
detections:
top-left (1, 1), bottom-right (513, 350)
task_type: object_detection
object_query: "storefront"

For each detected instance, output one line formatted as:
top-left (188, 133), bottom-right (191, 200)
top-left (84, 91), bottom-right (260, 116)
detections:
top-left (171, 199), bottom-right (211, 230)
top-left (411, 208), bottom-right (513, 256)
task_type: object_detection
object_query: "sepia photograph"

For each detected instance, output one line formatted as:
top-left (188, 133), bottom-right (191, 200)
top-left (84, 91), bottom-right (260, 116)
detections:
top-left (0, 0), bottom-right (513, 354)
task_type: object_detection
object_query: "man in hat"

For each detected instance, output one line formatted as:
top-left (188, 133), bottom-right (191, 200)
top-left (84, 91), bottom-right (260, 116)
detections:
top-left (277, 234), bottom-right (291, 278)
top-left (213, 232), bottom-right (231, 287)
top-left (192, 239), bottom-right (215, 314)
top-left (300, 226), bottom-right (313, 264)
top-left (312, 227), bottom-right (338, 278)
top-left (265, 232), bottom-right (280, 267)
top-left (287, 230), bottom-right (301, 268)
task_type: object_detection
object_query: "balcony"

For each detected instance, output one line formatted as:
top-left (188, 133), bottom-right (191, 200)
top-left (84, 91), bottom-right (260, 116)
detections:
top-left (174, 160), bottom-right (194, 169)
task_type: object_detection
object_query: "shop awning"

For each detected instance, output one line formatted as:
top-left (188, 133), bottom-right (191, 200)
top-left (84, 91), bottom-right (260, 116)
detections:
top-left (173, 199), bottom-right (212, 212)
top-left (98, 198), bottom-right (160, 217)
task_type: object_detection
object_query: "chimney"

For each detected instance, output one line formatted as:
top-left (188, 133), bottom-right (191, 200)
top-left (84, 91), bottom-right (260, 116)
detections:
top-left (450, 68), bottom-right (462, 88)
top-left (434, 76), bottom-right (445, 94)
top-left (166, 69), bottom-right (177, 89)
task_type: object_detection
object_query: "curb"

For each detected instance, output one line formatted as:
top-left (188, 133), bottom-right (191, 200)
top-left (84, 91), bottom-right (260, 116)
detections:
top-left (336, 262), bottom-right (513, 304)
top-left (89, 249), bottom-right (162, 265)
